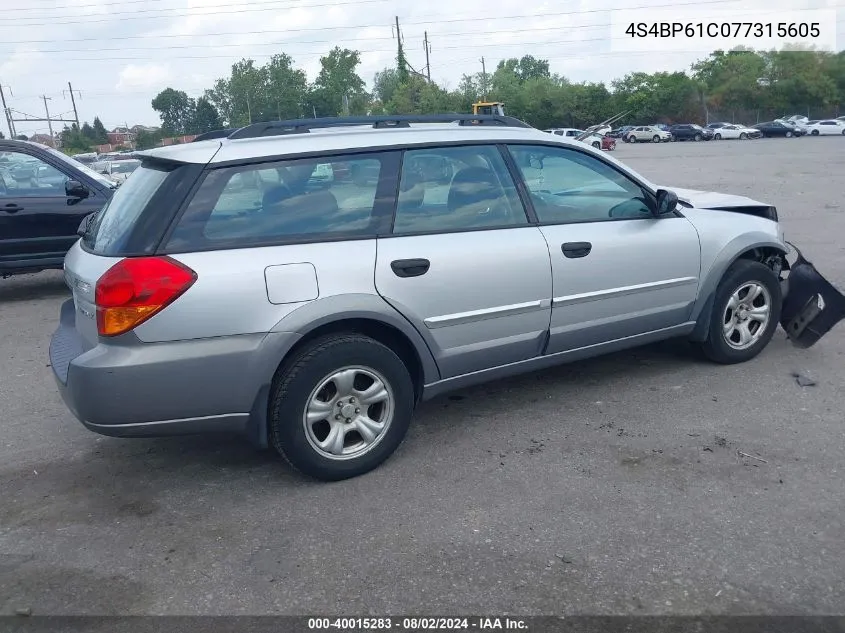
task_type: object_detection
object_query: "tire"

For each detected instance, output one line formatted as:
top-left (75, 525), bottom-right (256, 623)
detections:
top-left (714, 133), bottom-right (721, 140)
top-left (268, 333), bottom-right (415, 481)
top-left (811, 129), bottom-right (819, 136)
top-left (627, 135), bottom-right (637, 143)
top-left (842, 129), bottom-right (845, 135)
top-left (652, 135), bottom-right (660, 143)
top-left (592, 141), bottom-right (601, 149)
top-left (739, 133), bottom-right (747, 140)
top-left (694, 133), bottom-right (702, 141)
top-left (785, 131), bottom-right (793, 138)
top-left (695, 260), bottom-right (782, 365)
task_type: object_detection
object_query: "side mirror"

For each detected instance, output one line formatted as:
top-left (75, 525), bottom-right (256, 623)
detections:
top-left (654, 189), bottom-right (678, 216)
top-left (66, 180), bottom-right (90, 199)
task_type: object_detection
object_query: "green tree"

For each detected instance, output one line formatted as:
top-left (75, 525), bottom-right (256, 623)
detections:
top-left (266, 53), bottom-right (308, 120)
top-left (60, 124), bottom-right (92, 153)
top-left (135, 128), bottom-right (164, 150)
top-left (309, 47), bottom-right (367, 116)
top-left (151, 88), bottom-right (196, 135)
top-left (190, 97), bottom-right (222, 134)
top-left (92, 117), bottom-right (109, 143)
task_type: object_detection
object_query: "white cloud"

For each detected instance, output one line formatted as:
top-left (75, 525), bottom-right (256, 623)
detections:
top-left (116, 63), bottom-right (173, 92)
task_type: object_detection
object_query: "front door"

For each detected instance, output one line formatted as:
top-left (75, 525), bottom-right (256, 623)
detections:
top-left (506, 143), bottom-right (701, 355)
top-left (374, 144), bottom-right (553, 379)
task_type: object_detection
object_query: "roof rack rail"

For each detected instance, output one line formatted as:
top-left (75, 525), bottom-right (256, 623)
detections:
top-left (226, 114), bottom-right (531, 140)
top-left (192, 128), bottom-right (237, 142)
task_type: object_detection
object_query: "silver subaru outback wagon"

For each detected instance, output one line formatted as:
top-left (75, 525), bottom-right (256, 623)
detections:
top-left (50, 114), bottom-right (824, 481)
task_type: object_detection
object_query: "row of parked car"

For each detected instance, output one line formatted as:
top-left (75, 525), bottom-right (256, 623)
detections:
top-left (607, 115), bottom-right (845, 143)
top-left (71, 151), bottom-right (142, 185)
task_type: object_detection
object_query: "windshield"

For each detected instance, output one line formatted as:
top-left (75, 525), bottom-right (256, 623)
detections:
top-left (43, 146), bottom-right (116, 188)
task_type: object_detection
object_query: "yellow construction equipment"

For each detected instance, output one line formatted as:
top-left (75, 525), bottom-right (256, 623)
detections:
top-left (472, 101), bottom-right (505, 116)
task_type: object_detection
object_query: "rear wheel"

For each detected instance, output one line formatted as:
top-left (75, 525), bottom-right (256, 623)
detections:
top-left (714, 133), bottom-right (722, 140)
top-left (811, 129), bottom-right (819, 136)
top-left (694, 260), bottom-right (781, 365)
top-left (652, 135), bottom-right (660, 143)
top-left (694, 133), bottom-right (702, 141)
top-left (269, 334), bottom-right (415, 481)
top-left (592, 141), bottom-right (601, 149)
top-left (785, 131), bottom-right (793, 138)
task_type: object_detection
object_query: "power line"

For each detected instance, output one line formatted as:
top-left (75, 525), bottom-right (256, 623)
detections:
top-left (3, 0), bottom-right (389, 24)
top-left (0, 0), bottom-right (748, 37)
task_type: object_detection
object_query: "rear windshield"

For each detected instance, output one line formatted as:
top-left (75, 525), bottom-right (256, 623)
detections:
top-left (82, 163), bottom-right (172, 255)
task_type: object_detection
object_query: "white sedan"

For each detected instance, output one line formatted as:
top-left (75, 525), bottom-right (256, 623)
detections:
top-left (805, 120), bottom-right (845, 136)
top-left (711, 124), bottom-right (760, 140)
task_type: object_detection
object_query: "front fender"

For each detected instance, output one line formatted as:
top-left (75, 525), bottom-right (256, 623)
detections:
top-left (689, 233), bottom-right (788, 342)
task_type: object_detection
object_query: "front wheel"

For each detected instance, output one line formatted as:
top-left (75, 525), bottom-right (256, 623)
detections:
top-left (627, 135), bottom-right (637, 143)
top-left (694, 260), bottom-right (782, 365)
top-left (652, 135), bottom-right (660, 143)
top-left (694, 133), bottom-right (702, 141)
top-left (739, 132), bottom-right (747, 140)
top-left (268, 334), bottom-right (415, 481)
top-left (811, 129), bottom-right (819, 136)
top-left (714, 133), bottom-right (721, 140)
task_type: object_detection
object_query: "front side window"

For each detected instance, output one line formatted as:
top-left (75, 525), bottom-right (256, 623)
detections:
top-left (0, 151), bottom-right (69, 197)
top-left (508, 144), bottom-right (653, 223)
top-left (393, 145), bottom-right (527, 234)
top-left (166, 152), bottom-right (396, 250)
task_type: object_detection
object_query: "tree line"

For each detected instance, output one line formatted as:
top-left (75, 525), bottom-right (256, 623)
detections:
top-left (140, 46), bottom-right (841, 139)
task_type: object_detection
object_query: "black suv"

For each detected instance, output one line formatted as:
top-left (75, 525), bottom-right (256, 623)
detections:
top-left (668, 124), bottom-right (714, 141)
top-left (0, 140), bottom-right (116, 277)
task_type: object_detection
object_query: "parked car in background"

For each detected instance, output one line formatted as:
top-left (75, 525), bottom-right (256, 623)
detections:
top-left (0, 139), bottom-right (116, 277)
top-left (94, 158), bottom-right (142, 184)
top-left (706, 122), bottom-right (732, 130)
top-left (625, 126), bottom-right (672, 143)
top-left (649, 123), bottom-right (671, 131)
top-left (577, 132), bottom-right (616, 151)
top-left (609, 126), bottom-right (635, 138)
top-left (804, 120), bottom-right (845, 136)
top-left (50, 113), bottom-right (811, 481)
top-left (71, 152), bottom-right (99, 165)
top-left (711, 124), bottom-right (761, 140)
top-left (544, 128), bottom-right (585, 138)
top-left (668, 124), bottom-right (714, 141)
top-left (753, 121), bottom-right (805, 137)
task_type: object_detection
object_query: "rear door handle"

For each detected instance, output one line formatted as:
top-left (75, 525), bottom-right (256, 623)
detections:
top-left (391, 258), bottom-right (430, 278)
top-left (3, 204), bottom-right (23, 213)
top-left (562, 242), bottom-right (592, 258)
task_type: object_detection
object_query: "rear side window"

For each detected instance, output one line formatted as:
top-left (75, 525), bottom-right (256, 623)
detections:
top-left (84, 163), bottom-right (173, 255)
top-left (165, 151), bottom-right (399, 251)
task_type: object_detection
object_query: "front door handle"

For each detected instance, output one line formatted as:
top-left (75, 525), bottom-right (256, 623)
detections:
top-left (391, 258), bottom-right (430, 278)
top-left (3, 203), bottom-right (23, 213)
top-left (562, 242), bottom-right (592, 258)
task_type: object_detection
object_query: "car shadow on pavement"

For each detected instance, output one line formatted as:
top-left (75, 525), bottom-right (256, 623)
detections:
top-left (0, 271), bottom-right (69, 303)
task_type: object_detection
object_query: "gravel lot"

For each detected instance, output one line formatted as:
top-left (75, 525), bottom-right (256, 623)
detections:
top-left (1, 137), bottom-right (844, 616)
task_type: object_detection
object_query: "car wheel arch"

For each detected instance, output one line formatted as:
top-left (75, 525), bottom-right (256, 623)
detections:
top-left (689, 239), bottom-right (788, 343)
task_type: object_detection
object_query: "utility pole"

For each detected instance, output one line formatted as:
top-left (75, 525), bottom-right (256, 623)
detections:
top-left (42, 95), bottom-right (54, 141)
top-left (480, 57), bottom-right (488, 100)
top-left (0, 83), bottom-right (13, 137)
top-left (64, 82), bottom-right (80, 127)
top-left (423, 31), bottom-right (432, 82)
top-left (245, 94), bottom-right (252, 124)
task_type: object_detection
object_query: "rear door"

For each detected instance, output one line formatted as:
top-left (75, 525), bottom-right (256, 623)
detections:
top-left (374, 144), bottom-right (553, 379)
top-left (506, 143), bottom-right (701, 355)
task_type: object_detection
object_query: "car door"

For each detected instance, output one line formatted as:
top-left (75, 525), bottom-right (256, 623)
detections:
top-left (506, 143), bottom-right (701, 355)
top-left (820, 121), bottom-right (840, 135)
top-left (0, 148), bottom-right (100, 269)
top-left (374, 144), bottom-right (553, 379)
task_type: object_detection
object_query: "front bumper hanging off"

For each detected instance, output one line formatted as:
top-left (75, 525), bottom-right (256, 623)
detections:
top-left (779, 242), bottom-right (845, 349)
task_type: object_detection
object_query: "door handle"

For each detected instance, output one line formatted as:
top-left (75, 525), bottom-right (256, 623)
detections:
top-left (391, 258), bottom-right (430, 278)
top-left (562, 242), bottom-right (592, 258)
top-left (3, 204), bottom-right (23, 214)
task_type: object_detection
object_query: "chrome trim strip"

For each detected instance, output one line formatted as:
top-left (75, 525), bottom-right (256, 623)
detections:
top-left (552, 276), bottom-right (698, 307)
top-left (424, 299), bottom-right (545, 329)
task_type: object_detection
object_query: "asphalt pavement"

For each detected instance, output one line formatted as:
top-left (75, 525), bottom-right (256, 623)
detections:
top-left (1, 136), bottom-right (844, 616)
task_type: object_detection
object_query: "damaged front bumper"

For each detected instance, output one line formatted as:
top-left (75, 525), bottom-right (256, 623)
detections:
top-left (779, 242), bottom-right (845, 348)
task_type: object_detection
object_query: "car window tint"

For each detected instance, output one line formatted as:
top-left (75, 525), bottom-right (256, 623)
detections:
top-left (167, 152), bottom-right (393, 250)
top-left (393, 145), bottom-right (527, 234)
top-left (0, 151), bottom-right (69, 197)
top-left (508, 144), bottom-right (652, 224)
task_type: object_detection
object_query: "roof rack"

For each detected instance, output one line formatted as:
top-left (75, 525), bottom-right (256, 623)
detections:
top-left (191, 128), bottom-right (237, 142)
top-left (226, 114), bottom-right (531, 140)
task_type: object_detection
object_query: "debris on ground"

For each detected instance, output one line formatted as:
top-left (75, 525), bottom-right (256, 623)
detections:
top-left (714, 436), bottom-right (728, 448)
top-left (791, 371), bottom-right (817, 387)
top-left (702, 446), bottom-right (714, 452)
top-left (14, 608), bottom-right (32, 617)
top-left (737, 450), bottom-right (768, 464)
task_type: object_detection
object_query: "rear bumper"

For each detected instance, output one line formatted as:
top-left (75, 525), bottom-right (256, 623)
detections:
top-left (50, 299), bottom-right (300, 438)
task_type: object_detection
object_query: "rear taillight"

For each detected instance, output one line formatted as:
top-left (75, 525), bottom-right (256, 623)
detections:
top-left (95, 256), bottom-right (196, 337)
